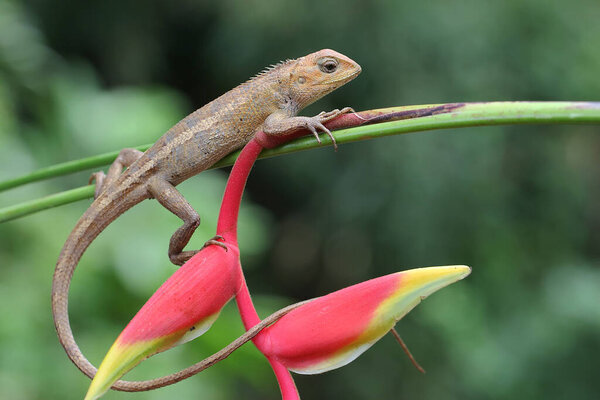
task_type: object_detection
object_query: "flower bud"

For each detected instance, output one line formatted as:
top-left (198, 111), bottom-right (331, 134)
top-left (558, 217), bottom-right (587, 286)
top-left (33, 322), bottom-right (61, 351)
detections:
top-left (256, 266), bottom-right (470, 374)
top-left (84, 245), bottom-right (241, 400)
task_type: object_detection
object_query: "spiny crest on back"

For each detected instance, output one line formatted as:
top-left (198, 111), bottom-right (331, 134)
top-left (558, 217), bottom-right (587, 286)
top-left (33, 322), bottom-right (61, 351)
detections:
top-left (247, 58), bottom-right (297, 82)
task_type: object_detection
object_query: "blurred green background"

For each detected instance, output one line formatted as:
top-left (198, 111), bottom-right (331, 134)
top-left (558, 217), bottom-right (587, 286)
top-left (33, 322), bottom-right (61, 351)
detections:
top-left (1, 0), bottom-right (599, 399)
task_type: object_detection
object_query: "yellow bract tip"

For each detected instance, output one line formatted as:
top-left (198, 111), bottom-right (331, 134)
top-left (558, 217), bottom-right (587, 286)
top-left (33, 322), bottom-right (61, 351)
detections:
top-left (84, 335), bottom-right (173, 400)
top-left (376, 265), bottom-right (471, 326)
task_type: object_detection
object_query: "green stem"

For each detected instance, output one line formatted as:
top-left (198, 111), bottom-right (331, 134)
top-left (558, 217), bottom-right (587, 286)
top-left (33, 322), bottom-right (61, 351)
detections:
top-left (1, 101), bottom-right (598, 223)
top-left (0, 145), bottom-right (151, 192)
top-left (0, 186), bottom-right (95, 222)
top-left (263, 101), bottom-right (600, 155)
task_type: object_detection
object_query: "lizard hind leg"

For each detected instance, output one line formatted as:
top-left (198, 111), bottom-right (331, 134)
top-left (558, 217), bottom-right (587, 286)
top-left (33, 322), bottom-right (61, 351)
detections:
top-left (147, 178), bottom-right (203, 266)
top-left (90, 148), bottom-right (144, 199)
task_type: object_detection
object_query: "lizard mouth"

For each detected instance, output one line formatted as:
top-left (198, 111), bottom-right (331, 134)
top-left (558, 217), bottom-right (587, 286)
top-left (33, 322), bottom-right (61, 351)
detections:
top-left (317, 67), bottom-right (362, 86)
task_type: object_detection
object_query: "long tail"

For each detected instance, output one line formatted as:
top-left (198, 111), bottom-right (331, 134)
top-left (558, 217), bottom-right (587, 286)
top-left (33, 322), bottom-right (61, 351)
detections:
top-left (52, 186), bottom-right (146, 379)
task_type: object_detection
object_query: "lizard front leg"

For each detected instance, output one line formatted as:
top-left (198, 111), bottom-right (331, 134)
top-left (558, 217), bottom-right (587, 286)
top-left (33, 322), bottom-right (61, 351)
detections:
top-left (263, 107), bottom-right (354, 150)
top-left (90, 148), bottom-right (144, 198)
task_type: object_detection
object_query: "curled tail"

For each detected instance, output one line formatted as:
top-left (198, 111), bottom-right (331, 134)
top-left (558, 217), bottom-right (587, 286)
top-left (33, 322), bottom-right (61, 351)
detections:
top-left (52, 187), bottom-right (146, 379)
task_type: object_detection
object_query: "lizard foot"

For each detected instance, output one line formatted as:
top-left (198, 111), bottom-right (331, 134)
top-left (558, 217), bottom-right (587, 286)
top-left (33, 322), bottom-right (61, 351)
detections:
top-left (170, 250), bottom-right (200, 266)
top-left (89, 171), bottom-right (106, 199)
top-left (202, 235), bottom-right (229, 252)
top-left (309, 106), bottom-right (355, 151)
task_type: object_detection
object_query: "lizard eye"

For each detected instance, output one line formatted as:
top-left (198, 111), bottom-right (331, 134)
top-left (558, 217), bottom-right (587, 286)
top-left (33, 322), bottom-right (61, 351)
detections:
top-left (318, 57), bottom-right (338, 73)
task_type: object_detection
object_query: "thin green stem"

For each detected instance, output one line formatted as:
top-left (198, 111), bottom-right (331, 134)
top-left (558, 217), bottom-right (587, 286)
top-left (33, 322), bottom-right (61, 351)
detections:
top-left (1, 101), bottom-right (598, 223)
top-left (0, 145), bottom-right (151, 192)
top-left (0, 186), bottom-right (95, 222)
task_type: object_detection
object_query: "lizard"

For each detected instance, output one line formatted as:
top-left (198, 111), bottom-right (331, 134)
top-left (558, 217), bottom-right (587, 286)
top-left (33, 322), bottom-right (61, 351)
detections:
top-left (52, 49), bottom-right (361, 384)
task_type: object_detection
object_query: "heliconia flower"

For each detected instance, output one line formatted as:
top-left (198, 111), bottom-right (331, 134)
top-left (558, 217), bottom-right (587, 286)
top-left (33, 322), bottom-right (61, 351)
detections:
top-left (84, 244), bottom-right (242, 400)
top-left (254, 265), bottom-right (471, 374)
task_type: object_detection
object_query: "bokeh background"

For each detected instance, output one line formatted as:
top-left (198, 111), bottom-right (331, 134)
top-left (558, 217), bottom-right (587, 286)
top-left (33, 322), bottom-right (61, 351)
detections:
top-left (1, 0), bottom-right (599, 399)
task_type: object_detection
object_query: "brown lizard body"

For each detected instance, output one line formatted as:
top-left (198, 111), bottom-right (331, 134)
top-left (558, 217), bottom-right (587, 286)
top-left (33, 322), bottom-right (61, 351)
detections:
top-left (52, 49), bottom-right (361, 385)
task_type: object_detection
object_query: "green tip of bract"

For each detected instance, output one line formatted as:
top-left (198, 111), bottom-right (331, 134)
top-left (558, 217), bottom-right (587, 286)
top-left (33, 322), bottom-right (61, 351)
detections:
top-left (84, 335), bottom-right (171, 400)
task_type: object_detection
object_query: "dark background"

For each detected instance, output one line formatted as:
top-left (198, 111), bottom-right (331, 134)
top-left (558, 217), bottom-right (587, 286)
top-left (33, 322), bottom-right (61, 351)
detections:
top-left (0, 0), bottom-right (599, 399)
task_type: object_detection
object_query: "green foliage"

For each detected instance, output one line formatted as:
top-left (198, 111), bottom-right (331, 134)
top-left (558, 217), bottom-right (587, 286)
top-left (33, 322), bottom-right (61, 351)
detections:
top-left (1, 0), bottom-right (599, 399)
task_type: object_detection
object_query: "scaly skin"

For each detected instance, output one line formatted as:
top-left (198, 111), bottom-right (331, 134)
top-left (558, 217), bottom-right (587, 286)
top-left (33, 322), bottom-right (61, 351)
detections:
top-left (52, 49), bottom-right (361, 388)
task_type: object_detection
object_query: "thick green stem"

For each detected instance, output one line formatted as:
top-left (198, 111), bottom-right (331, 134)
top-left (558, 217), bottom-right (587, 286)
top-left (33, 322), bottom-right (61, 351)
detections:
top-left (1, 101), bottom-right (599, 223)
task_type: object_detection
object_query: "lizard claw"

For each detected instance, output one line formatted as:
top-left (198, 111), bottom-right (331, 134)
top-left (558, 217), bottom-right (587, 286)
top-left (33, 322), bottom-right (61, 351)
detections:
top-left (317, 109), bottom-right (341, 119)
top-left (320, 125), bottom-right (338, 151)
top-left (306, 123), bottom-right (323, 145)
top-left (306, 119), bottom-right (338, 150)
top-left (202, 235), bottom-right (228, 252)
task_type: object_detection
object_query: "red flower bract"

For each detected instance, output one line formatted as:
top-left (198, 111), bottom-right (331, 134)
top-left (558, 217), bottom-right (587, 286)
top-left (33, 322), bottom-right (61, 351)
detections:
top-left (256, 266), bottom-right (471, 374)
top-left (119, 244), bottom-right (242, 345)
top-left (84, 244), bottom-right (242, 400)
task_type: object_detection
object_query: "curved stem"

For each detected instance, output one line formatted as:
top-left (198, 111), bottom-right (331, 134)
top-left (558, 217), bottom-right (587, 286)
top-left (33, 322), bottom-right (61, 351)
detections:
top-left (218, 137), bottom-right (300, 399)
top-left (267, 357), bottom-right (300, 400)
top-left (216, 139), bottom-right (263, 243)
top-left (235, 277), bottom-right (299, 400)
top-left (235, 277), bottom-right (262, 329)
top-left (2, 101), bottom-right (599, 223)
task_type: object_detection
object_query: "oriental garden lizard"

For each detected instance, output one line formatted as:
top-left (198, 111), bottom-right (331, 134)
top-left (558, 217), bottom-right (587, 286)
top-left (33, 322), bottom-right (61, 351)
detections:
top-left (52, 49), bottom-right (361, 382)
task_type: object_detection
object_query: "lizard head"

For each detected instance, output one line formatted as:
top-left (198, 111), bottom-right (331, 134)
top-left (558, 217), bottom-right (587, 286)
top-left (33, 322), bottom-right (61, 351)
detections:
top-left (288, 49), bottom-right (361, 109)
